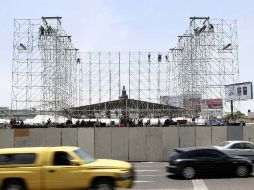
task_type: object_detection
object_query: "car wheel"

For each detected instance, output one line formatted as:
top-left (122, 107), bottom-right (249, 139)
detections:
top-left (236, 165), bottom-right (249, 177)
top-left (4, 180), bottom-right (25, 190)
top-left (93, 179), bottom-right (114, 190)
top-left (182, 166), bottom-right (196, 179)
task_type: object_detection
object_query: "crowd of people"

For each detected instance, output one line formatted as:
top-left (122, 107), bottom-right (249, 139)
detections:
top-left (8, 117), bottom-right (177, 128)
top-left (9, 116), bottom-right (243, 128)
top-left (9, 118), bottom-right (24, 127)
top-left (147, 53), bottom-right (169, 63)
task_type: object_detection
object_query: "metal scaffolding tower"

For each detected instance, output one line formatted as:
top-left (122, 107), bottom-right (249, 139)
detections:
top-left (12, 17), bottom-right (79, 112)
top-left (11, 17), bottom-right (170, 117)
top-left (11, 16), bottom-right (239, 119)
top-left (170, 17), bottom-right (239, 116)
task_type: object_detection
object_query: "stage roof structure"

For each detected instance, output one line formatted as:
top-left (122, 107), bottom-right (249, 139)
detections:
top-left (64, 98), bottom-right (184, 119)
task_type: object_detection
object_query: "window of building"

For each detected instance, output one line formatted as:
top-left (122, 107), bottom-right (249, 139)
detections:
top-left (243, 86), bottom-right (247, 95)
top-left (237, 87), bottom-right (241, 96)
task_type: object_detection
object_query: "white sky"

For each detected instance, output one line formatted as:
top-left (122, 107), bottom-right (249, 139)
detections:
top-left (0, 0), bottom-right (254, 114)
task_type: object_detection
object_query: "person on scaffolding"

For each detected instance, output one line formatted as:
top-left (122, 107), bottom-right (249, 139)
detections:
top-left (165, 54), bottom-right (169, 62)
top-left (47, 25), bottom-right (53, 35)
top-left (158, 53), bottom-right (162, 62)
top-left (208, 23), bottom-right (214, 32)
top-left (39, 26), bottom-right (45, 37)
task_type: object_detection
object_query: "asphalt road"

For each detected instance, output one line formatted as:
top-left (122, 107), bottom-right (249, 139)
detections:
top-left (123, 162), bottom-right (254, 190)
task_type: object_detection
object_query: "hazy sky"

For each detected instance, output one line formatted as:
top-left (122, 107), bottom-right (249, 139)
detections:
top-left (0, 0), bottom-right (254, 114)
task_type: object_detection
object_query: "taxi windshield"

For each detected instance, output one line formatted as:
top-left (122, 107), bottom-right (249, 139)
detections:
top-left (74, 149), bottom-right (95, 164)
top-left (216, 141), bottom-right (230, 147)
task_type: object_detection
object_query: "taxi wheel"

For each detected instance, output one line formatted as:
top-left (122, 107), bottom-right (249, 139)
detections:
top-left (93, 178), bottom-right (114, 190)
top-left (236, 165), bottom-right (249, 177)
top-left (3, 180), bottom-right (25, 190)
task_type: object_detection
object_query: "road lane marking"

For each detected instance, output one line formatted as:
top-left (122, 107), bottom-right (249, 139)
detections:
top-left (130, 189), bottom-right (191, 190)
top-left (135, 165), bottom-right (166, 168)
top-left (134, 180), bottom-right (155, 183)
top-left (192, 179), bottom-right (208, 190)
top-left (139, 174), bottom-right (165, 176)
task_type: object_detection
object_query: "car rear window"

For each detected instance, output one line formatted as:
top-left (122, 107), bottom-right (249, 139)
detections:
top-left (243, 143), bottom-right (254, 149)
top-left (170, 149), bottom-right (184, 159)
top-left (0, 153), bottom-right (36, 165)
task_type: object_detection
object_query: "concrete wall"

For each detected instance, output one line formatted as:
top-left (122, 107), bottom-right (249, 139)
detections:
top-left (94, 128), bottom-right (112, 159)
top-left (0, 126), bottom-right (253, 161)
top-left (211, 126), bottom-right (227, 145)
top-left (227, 126), bottom-right (243, 140)
top-left (29, 129), bottom-right (46, 147)
top-left (78, 128), bottom-right (94, 157)
top-left (179, 127), bottom-right (195, 148)
top-left (243, 125), bottom-right (254, 142)
top-left (196, 127), bottom-right (212, 147)
top-left (145, 127), bottom-right (163, 161)
top-left (111, 128), bottom-right (129, 161)
top-left (0, 129), bottom-right (14, 148)
top-left (14, 129), bottom-right (31, 147)
top-left (62, 128), bottom-right (78, 146)
top-left (129, 128), bottom-right (146, 161)
top-left (162, 127), bottom-right (179, 161)
top-left (45, 128), bottom-right (61, 146)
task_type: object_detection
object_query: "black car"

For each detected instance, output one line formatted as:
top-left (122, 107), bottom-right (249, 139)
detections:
top-left (166, 147), bottom-right (253, 179)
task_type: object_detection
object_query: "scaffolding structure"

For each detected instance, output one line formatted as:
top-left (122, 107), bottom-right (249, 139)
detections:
top-left (67, 51), bottom-right (172, 118)
top-left (11, 16), bottom-right (239, 119)
top-left (12, 17), bottom-right (80, 112)
top-left (79, 52), bottom-right (169, 105)
top-left (169, 17), bottom-right (239, 117)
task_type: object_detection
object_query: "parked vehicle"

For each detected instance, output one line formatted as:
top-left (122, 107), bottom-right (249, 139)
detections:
top-left (207, 119), bottom-right (225, 126)
top-left (166, 147), bottom-right (252, 179)
top-left (213, 141), bottom-right (254, 162)
top-left (0, 146), bottom-right (135, 190)
top-left (227, 120), bottom-right (245, 126)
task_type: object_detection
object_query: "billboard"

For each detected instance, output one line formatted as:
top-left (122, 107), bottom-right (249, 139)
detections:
top-left (201, 99), bottom-right (223, 109)
top-left (200, 109), bottom-right (223, 118)
top-left (183, 97), bottom-right (202, 113)
top-left (160, 96), bottom-right (170, 105)
top-left (225, 82), bottom-right (253, 101)
top-left (160, 96), bottom-right (183, 107)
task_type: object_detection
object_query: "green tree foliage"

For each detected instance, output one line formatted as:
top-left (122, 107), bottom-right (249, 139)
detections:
top-left (223, 111), bottom-right (247, 120)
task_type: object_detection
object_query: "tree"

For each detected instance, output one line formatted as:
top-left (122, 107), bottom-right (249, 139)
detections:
top-left (223, 111), bottom-right (247, 120)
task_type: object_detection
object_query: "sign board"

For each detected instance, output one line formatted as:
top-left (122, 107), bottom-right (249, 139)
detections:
top-left (200, 109), bottom-right (223, 118)
top-left (183, 97), bottom-right (202, 112)
top-left (225, 82), bottom-right (253, 101)
top-left (160, 96), bottom-right (183, 107)
top-left (201, 99), bottom-right (223, 109)
top-left (0, 107), bottom-right (9, 111)
top-left (160, 96), bottom-right (170, 105)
